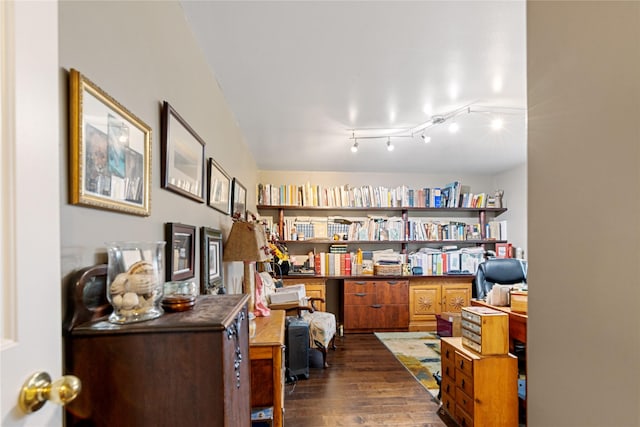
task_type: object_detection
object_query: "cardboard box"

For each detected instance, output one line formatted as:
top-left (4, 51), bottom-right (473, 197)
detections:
top-left (510, 291), bottom-right (528, 313)
top-left (436, 312), bottom-right (462, 337)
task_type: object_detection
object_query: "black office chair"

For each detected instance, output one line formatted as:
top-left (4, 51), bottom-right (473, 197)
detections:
top-left (473, 258), bottom-right (527, 300)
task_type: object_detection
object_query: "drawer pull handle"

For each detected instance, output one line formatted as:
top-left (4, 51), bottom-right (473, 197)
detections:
top-left (354, 281), bottom-right (366, 285)
top-left (446, 384), bottom-right (450, 393)
top-left (387, 281), bottom-right (398, 285)
top-left (445, 367), bottom-right (449, 376)
top-left (355, 293), bottom-right (367, 297)
top-left (459, 360), bottom-right (464, 369)
top-left (371, 304), bottom-right (382, 309)
top-left (461, 379), bottom-right (465, 387)
top-left (446, 349), bottom-right (450, 358)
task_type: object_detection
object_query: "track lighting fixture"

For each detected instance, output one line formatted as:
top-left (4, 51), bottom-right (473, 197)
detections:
top-left (347, 103), bottom-right (524, 153)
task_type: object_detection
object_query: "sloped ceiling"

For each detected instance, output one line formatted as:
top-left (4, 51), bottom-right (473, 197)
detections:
top-left (180, 1), bottom-right (527, 174)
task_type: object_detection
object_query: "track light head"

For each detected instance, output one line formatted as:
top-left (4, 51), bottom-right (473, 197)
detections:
top-left (386, 138), bottom-right (394, 151)
top-left (351, 141), bottom-right (359, 153)
top-left (421, 133), bottom-right (431, 143)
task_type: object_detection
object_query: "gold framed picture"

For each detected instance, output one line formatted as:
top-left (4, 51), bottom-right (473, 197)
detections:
top-left (68, 68), bottom-right (152, 216)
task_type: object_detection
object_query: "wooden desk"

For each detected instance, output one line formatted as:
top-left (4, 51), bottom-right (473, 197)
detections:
top-left (470, 299), bottom-right (527, 350)
top-left (250, 310), bottom-right (285, 427)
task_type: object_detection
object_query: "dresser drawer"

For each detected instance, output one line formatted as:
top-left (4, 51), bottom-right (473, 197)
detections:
top-left (441, 375), bottom-right (456, 399)
top-left (456, 385), bottom-right (474, 415)
top-left (456, 370), bottom-right (474, 397)
top-left (441, 390), bottom-right (456, 415)
top-left (455, 351), bottom-right (474, 377)
top-left (455, 405), bottom-right (474, 427)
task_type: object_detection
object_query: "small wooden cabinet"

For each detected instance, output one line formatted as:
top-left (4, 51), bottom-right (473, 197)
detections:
top-left (250, 310), bottom-right (285, 427)
top-left (343, 279), bottom-right (408, 332)
top-left (440, 337), bottom-right (518, 427)
top-left (409, 277), bottom-right (471, 331)
top-left (282, 277), bottom-right (326, 311)
top-left (65, 295), bottom-right (251, 427)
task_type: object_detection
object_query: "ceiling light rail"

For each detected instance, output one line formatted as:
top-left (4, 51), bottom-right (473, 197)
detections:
top-left (347, 102), bottom-right (525, 152)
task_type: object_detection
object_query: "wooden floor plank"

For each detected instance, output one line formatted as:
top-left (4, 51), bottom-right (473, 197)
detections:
top-left (284, 333), bottom-right (456, 427)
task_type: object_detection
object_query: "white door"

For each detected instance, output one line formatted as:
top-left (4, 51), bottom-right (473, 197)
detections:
top-left (1, 1), bottom-right (63, 426)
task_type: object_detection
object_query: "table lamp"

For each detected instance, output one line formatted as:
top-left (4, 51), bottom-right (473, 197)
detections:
top-left (223, 221), bottom-right (269, 315)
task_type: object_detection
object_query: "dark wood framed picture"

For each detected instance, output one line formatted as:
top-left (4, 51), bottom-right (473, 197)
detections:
top-left (200, 227), bottom-right (224, 294)
top-left (165, 222), bottom-right (196, 281)
top-left (68, 68), bottom-right (151, 216)
top-left (207, 158), bottom-right (231, 215)
top-left (231, 178), bottom-right (247, 220)
top-left (161, 101), bottom-right (205, 203)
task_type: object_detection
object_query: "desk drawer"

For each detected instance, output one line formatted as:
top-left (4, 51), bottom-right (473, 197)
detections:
top-left (456, 370), bottom-right (474, 397)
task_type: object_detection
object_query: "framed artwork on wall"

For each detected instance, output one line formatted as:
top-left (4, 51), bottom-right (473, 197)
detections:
top-left (231, 178), bottom-right (247, 220)
top-left (165, 222), bottom-right (196, 281)
top-left (200, 227), bottom-right (224, 294)
top-left (161, 101), bottom-right (205, 203)
top-left (207, 158), bottom-right (231, 215)
top-left (68, 68), bottom-right (152, 216)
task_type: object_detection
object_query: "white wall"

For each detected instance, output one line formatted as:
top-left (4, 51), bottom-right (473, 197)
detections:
top-left (495, 163), bottom-right (527, 257)
top-left (527, 2), bottom-right (640, 426)
top-left (58, 1), bottom-right (257, 293)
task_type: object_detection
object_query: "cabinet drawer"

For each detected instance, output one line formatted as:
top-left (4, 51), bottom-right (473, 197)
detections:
top-left (441, 376), bottom-right (456, 398)
top-left (441, 340), bottom-right (456, 364)
top-left (455, 351), bottom-right (474, 377)
top-left (441, 390), bottom-right (456, 415)
top-left (455, 405), bottom-right (474, 427)
top-left (456, 386), bottom-right (474, 417)
top-left (344, 291), bottom-right (376, 305)
top-left (344, 280), bottom-right (376, 293)
top-left (456, 370), bottom-right (474, 397)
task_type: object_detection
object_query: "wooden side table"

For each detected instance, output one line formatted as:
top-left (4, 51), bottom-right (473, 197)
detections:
top-left (250, 310), bottom-right (285, 427)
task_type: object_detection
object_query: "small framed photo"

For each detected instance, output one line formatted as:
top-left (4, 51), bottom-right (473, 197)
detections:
top-left (207, 158), bottom-right (231, 215)
top-left (161, 101), bottom-right (205, 203)
top-left (165, 223), bottom-right (196, 281)
top-left (231, 178), bottom-right (247, 220)
top-left (68, 69), bottom-right (151, 216)
top-left (200, 227), bottom-right (224, 294)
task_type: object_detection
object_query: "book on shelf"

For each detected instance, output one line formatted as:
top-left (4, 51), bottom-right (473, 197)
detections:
top-left (257, 182), bottom-right (504, 210)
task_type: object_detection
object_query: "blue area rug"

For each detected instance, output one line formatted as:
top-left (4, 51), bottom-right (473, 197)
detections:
top-left (375, 331), bottom-right (441, 400)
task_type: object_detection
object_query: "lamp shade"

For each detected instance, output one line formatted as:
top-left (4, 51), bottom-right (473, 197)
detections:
top-left (223, 221), bottom-right (270, 263)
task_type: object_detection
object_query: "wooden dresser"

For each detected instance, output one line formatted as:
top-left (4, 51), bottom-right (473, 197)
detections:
top-left (440, 337), bottom-right (518, 427)
top-left (344, 279), bottom-right (409, 332)
top-left (250, 310), bottom-right (286, 427)
top-left (64, 294), bottom-right (251, 427)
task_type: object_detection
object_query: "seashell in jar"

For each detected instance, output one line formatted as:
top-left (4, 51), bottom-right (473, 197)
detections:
top-left (128, 274), bottom-right (157, 295)
top-left (122, 292), bottom-right (139, 309)
top-left (128, 260), bottom-right (155, 276)
top-left (112, 294), bottom-right (123, 308)
top-left (110, 273), bottom-right (129, 295)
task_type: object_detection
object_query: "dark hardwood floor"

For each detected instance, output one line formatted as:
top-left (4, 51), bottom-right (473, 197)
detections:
top-left (283, 333), bottom-right (457, 427)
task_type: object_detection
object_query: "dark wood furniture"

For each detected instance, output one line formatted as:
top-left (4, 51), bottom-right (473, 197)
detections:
top-left (343, 279), bottom-right (409, 332)
top-left (64, 265), bottom-right (251, 427)
top-left (250, 310), bottom-right (285, 427)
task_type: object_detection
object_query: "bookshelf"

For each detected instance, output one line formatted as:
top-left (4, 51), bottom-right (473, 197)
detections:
top-left (257, 205), bottom-right (508, 258)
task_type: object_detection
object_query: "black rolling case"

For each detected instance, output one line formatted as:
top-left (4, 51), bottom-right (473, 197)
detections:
top-left (285, 316), bottom-right (310, 380)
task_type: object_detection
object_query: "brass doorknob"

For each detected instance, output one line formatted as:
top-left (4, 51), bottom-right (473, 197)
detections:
top-left (19, 372), bottom-right (81, 413)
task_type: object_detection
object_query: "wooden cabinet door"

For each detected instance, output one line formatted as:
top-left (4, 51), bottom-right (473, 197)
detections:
top-left (442, 285), bottom-right (471, 313)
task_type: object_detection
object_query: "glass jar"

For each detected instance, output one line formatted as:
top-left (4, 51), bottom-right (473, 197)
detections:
top-left (106, 241), bottom-right (166, 324)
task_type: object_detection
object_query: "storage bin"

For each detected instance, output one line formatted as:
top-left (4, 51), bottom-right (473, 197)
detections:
top-left (436, 312), bottom-right (461, 337)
